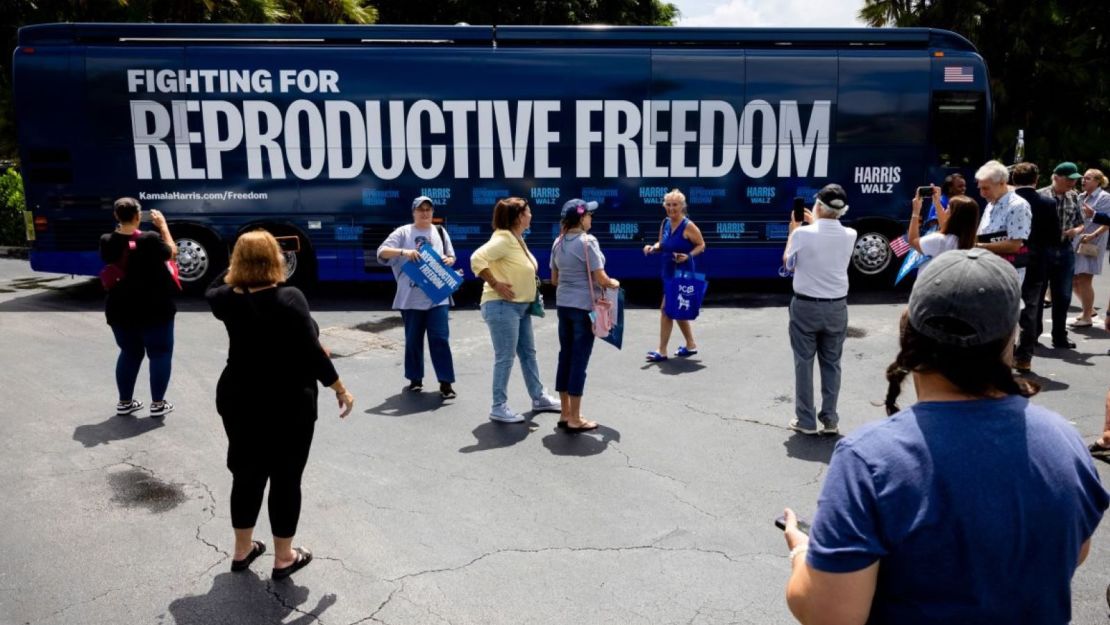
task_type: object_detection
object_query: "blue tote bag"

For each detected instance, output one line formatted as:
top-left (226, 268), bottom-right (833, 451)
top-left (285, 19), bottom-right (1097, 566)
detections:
top-left (663, 270), bottom-right (708, 320)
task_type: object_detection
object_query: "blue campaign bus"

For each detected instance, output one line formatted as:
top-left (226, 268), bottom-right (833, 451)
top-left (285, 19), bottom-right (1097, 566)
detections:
top-left (13, 23), bottom-right (991, 290)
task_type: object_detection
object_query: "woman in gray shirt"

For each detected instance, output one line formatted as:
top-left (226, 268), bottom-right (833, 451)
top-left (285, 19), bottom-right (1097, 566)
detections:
top-left (377, 195), bottom-right (457, 399)
top-left (549, 199), bottom-right (620, 432)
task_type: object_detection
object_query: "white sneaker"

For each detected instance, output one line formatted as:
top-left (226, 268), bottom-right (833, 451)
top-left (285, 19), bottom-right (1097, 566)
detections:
top-left (149, 400), bottom-right (175, 418)
top-left (116, 399), bottom-right (144, 416)
top-left (819, 423), bottom-right (839, 436)
top-left (531, 393), bottom-right (561, 413)
top-left (489, 403), bottom-right (525, 423)
top-left (788, 419), bottom-right (820, 435)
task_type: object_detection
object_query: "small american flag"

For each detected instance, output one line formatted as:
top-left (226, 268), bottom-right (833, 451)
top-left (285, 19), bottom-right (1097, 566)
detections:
top-left (889, 235), bottom-right (912, 258)
top-left (944, 66), bottom-right (974, 83)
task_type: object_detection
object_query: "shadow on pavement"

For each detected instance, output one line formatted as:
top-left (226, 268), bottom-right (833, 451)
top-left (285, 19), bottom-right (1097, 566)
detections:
top-left (540, 424), bottom-right (621, 456)
top-left (167, 570), bottom-right (335, 625)
top-left (641, 358), bottom-right (707, 375)
top-left (1018, 371), bottom-right (1070, 392)
top-left (72, 414), bottom-right (165, 448)
top-left (365, 390), bottom-right (449, 417)
top-left (782, 434), bottom-right (839, 464)
top-left (459, 420), bottom-right (534, 453)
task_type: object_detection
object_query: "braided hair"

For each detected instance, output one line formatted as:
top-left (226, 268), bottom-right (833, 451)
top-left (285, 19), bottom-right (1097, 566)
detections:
top-left (884, 314), bottom-right (1038, 416)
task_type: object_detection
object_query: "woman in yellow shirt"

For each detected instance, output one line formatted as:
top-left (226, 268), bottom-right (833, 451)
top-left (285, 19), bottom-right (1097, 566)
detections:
top-left (470, 197), bottom-right (561, 423)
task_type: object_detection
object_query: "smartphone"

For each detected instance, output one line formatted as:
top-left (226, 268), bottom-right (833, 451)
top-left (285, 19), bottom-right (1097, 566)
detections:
top-left (917, 185), bottom-right (933, 199)
top-left (775, 514), bottom-right (811, 535)
top-left (275, 235), bottom-right (301, 253)
top-left (792, 197), bottom-right (805, 222)
top-left (139, 211), bottom-right (152, 223)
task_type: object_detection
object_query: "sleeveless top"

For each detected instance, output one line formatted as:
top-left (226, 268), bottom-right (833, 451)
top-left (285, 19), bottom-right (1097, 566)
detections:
top-left (659, 217), bottom-right (696, 279)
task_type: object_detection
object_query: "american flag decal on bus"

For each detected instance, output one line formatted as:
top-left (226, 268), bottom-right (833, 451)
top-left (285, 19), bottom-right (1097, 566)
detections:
top-left (943, 66), bottom-right (974, 83)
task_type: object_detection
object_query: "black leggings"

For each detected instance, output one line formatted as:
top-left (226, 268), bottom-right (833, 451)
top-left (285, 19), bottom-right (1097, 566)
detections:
top-left (228, 420), bottom-right (315, 538)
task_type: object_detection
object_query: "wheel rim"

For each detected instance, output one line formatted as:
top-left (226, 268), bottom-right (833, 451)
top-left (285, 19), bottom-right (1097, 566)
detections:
top-left (282, 250), bottom-right (298, 280)
top-left (175, 238), bottom-right (210, 282)
top-left (853, 232), bottom-right (892, 275)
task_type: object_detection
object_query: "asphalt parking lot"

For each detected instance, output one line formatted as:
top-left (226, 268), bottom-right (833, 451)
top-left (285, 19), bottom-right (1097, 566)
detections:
top-left (1, 257), bottom-right (1108, 625)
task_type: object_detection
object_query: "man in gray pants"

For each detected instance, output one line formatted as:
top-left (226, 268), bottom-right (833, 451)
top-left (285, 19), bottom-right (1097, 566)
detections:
top-left (783, 184), bottom-right (857, 435)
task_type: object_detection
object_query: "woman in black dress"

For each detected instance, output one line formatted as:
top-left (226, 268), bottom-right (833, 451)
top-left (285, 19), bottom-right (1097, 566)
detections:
top-left (207, 230), bottom-right (354, 580)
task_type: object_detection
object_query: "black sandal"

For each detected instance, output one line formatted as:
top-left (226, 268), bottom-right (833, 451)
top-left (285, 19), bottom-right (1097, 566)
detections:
top-left (272, 547), bottom-right (313, 580)
top-left (230, 540), bottom-right (266, 572)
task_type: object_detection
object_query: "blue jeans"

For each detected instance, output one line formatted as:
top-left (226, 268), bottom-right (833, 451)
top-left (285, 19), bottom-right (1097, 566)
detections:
top-left (555, 307), bottom-right (596, 397)
top-left (401, 306), bottom-right (454, 383)
top-left (1039, 246), bottom-right (1076, 343)
top-left (111, 319), bottom-right (174, 402)
top-left (480, 300), bottom-right (544, 408)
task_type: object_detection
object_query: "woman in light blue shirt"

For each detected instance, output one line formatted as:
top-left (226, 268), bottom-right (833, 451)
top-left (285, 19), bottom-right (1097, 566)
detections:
top-left (550, 199), bottom-right (620, 432)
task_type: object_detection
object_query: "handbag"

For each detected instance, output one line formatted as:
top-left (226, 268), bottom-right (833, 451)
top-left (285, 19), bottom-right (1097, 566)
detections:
top-left (1078, 242), bottom-right (1100, 258)
top-left (98, 231), bottom-right (140, 290)
top-left (583, 237), bottom-right (614, 338)
top-left (515, 235), bottom-right (544, 317)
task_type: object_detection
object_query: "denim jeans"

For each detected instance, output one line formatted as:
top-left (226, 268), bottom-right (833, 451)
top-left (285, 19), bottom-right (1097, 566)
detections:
top-left (555, 307), bottom-right (596, 396)
top-left (111, 319), bottom-right (174, 402)
top-left (480, 300), bottom-right (545, 408)
top-left (1039, 246), bottom-right (1076, 343)
top-left (788, 298), bottom-right (847, 430)
top-left (401, 305), bottom-right (454, 383)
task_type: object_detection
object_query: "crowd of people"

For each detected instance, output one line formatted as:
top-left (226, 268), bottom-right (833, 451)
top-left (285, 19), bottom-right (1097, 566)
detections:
top-left (96, 162), bottom-right (1110, 619)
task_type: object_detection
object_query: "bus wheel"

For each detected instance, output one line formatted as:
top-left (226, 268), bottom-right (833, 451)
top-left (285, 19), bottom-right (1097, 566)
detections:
top-left (276, 232), bottom-right (316, 290)
top-left (851, 228), bottom-right (897, 287)
top-left (175, 230), bottom-right (227, 293)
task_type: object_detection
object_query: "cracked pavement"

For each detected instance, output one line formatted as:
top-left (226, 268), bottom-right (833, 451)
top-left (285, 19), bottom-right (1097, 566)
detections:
top-left (1, 258), bottom-right (1108, 624)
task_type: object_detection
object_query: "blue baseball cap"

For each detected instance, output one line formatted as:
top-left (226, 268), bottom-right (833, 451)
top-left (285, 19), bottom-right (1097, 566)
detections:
top-left (412, 195), bottom-right (434, 210)
top-left (561, 199), bottom-right (598, 219)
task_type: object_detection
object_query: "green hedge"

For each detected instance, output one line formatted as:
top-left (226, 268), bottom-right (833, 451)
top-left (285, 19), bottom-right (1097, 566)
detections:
top-left (0, 168), bottom-right (25, 247)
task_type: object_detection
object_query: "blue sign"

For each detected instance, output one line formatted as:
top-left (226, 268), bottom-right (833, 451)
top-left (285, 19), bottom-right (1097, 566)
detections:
top-left (400, 243), bottom-right (463, 302)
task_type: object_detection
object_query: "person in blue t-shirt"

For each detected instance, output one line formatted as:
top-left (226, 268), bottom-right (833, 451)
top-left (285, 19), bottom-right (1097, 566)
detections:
top-left (780, 249), bottom-right (1108, 625)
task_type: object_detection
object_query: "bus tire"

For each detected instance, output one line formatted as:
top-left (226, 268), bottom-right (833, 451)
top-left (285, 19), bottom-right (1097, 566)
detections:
top-left (173, 227), bottom-right (227, 294)
top-left (849, 222), bottom-right (902, 288)
top-left (282, 233), bottom-right (317, 291)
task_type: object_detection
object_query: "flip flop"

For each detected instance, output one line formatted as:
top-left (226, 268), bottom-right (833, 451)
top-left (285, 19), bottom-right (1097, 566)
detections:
top-left (645, 351), bottom-right (668, 362)
top-left (563, 421), bottom-right (599, 433)
top-left (272, 547), bottom-right (313, 580)
top-left (675, 346), bottom-right (698, 357)
top-left (231, 540), bottom-right (266, 572)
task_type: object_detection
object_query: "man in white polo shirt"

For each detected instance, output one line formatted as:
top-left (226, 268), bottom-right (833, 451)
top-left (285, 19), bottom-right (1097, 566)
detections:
top-left (783, 184), bottom-right (857, 436)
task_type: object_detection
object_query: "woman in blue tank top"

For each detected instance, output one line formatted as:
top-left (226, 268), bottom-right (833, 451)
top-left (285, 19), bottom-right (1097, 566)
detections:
top-left (641, 189), bottom-right (706, 362)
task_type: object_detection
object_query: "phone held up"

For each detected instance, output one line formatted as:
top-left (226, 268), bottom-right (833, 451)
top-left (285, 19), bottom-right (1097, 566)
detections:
top-left (917, 185), bottom-right (933, 199)
top-left (775, 514), bottom-right (811, 535)
top-left (274, 235), bottom-right (301, 253)
top-left (792, 196), bottom-right (806, 223)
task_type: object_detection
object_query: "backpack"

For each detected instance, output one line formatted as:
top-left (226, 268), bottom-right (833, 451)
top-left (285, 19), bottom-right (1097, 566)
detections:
top-left (99, 232), bottom-right (140, 291)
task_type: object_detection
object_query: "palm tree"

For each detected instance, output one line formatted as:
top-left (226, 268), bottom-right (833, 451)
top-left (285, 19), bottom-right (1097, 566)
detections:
top-left (857, 0), bottom-right (919, 27)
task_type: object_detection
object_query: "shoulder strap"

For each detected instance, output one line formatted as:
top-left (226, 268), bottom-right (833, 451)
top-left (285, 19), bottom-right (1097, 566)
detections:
top-left (582, 237), bottom-right (603, 303)
top-left (435, 225), bottom-right (448, 251)
top-left (514, 234), bottom-right (538, 273)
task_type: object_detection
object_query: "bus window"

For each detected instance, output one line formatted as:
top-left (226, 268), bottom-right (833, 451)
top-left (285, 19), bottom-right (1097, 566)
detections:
top-left (836, 54), bottom-right (930, 145)
top-left (931, 91), bottom-right (986, 168)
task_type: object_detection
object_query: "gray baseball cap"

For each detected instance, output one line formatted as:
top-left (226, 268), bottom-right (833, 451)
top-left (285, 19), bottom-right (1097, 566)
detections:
top-left (908, 248), bottom-right (1020, 347)
top-left (411, 195), bottom-right (434, 210)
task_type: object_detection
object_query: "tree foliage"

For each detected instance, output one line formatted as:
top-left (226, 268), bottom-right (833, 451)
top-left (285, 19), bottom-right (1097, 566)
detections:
top-left (0, 0), bottom-right (378, 159)
top-left (859, 0), bottom-right (1110, 172)
top-left (372, 0), bottom-right (679, 26)
top-left (0, 168), bottom-right (26, 247)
